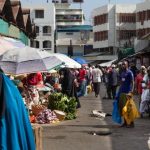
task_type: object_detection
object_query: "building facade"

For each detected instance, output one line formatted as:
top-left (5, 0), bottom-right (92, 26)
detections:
top-left (55, 5), bottom-right (84, 27)
top-left (24, 3), bottom-right (56, 53)
top-left (54, 1), bottom-right (91, 56)
top-left (134, 0), bottom-right (150, 68)
top-left (56, 25), bottom-right (93, 56)
top-left (92, 4), bottom-right (136, 61)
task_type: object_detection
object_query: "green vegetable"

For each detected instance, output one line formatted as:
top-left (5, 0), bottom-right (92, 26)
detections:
top-left (48, 92), bottom-right (77, 120)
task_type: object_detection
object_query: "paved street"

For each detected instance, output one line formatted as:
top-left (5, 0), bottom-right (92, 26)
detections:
top-left (42, 84), bottom-right (150, 150)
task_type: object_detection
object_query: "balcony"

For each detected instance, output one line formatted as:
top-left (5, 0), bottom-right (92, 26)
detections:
top-left (56, 22), bottom-right (83, 26)
top-left (56, 9), bottom-right (83, 15)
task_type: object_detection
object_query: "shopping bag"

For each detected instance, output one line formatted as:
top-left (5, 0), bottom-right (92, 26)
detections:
top-left (112, 100), bottom-right (122, 124)
top-left (122, 95), bottom-right (140, 125)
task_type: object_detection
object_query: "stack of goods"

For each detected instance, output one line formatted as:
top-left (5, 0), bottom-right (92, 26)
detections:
top-left (30, 105), bottom-right (59, 124)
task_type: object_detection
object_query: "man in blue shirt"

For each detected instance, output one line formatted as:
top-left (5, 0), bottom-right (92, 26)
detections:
top-left (118, 60), bottom-right (134, 128)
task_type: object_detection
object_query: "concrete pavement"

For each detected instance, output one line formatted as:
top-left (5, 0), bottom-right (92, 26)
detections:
top-left (42, 84), bottom-right (150, 150)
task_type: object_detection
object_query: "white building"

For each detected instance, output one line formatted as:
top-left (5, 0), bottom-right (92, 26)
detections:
top-left (54, 2), bottom-right (91, 56)
top-left (55, 3), bottom-right (84, 27)
top-left (23, 3), bottom-right (56, 53)
top-left (135, 0), bottom-right (150, 52)
top-left (56, 25), bottom-right (93, 56)
top-left (92, 4), bottom-right (136, 61)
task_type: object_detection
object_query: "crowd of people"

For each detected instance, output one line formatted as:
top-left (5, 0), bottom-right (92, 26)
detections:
top-left (100, 60), bottom-right (150, 128)
top-left (13, 61), bottom-right (149, 124)
top-left (0, 59), bottom-right (150, 149)
top-left (1, 61), bottom-right (150, 129)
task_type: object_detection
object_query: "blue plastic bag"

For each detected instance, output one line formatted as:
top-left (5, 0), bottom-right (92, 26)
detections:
top-left (112, 99), bottom-right (122, 124)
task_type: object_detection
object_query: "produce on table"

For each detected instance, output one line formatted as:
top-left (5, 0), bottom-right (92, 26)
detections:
top-left (48, 93), bottom-right (77, 120)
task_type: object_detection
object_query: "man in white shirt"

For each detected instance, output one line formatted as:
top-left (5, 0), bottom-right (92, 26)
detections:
top-left (92, 65), bottom-right (103, 97)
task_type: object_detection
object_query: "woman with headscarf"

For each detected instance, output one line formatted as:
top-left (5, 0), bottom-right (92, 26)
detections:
top-left (0, 70), bottom-right (35, 150)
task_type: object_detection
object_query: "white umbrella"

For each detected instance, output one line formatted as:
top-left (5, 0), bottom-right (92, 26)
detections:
top-left (0, 47), bottom-right (63, 75)
top-left (99, 59), bottom-right (117, 67)
top-left (0, 37), bottom-right (25, 55)
top-left (49, 53), bottom-right (81, 68)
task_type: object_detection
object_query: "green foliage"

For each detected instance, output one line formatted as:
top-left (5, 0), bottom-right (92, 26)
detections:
top-left (48, 92), bottom-right (77, 120)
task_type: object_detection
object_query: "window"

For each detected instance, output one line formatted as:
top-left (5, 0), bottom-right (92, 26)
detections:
top-left (61, 0), bottom-right (68, 3)
top-left (119, 30), bottom-right (136, 40)
top-left (35, 10), bottom-right (44, 18)
top-left (43, 41), bottom-right (51, 49)
top-left (94, 31), bottom-right (108, 41)
top-left (30, 40), bottom-right (39, 48)
top-left (94, 14), bottom-right (108, 26)
top-left (43, 26), bottom-right (51, 36)
top-left (118, 13), bottom-right (136, 23)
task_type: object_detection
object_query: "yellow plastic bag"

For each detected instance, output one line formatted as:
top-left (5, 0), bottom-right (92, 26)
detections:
top-left (87, 85), bottom-right (92, 94)
top-left (122, 94), bottom-right (140, 125)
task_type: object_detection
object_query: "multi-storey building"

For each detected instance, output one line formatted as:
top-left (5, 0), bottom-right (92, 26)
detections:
top-left (92, 4), bottom-right (136, 61)
top-left (134, 0), bottom-right (150, 68)
top-left (54, 0), bottom-right (90, 56)
top-left (135, 0), bottom-right (150, 52)
top-left (136, 0), bottom-right (150, 39)
top-left (23, 3), bottom-right (56, 53)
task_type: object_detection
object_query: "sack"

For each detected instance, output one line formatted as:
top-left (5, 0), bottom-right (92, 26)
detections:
top-left (122, 97), bottom-right (139, 125)
top-left (112, 100), bottom-right (122, 124)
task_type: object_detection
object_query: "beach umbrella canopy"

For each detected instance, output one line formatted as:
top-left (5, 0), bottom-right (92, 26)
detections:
top-left (0, 47), bottom-right (63, 75)
top-left (49, 53), bottom-right (81, 68)
top-left (73, 57), bottom-right (87, 65)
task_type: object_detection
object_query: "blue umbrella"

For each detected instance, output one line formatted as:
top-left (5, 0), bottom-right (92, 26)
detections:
top-left (73, 57), bottom-right (87, 65)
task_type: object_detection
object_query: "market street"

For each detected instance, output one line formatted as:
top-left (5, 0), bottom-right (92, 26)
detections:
top-left (42, 84), bottom-right (150, 150)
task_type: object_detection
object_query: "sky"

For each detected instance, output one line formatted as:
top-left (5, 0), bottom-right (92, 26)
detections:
top-left (21, 0), bottom-right (142, 24)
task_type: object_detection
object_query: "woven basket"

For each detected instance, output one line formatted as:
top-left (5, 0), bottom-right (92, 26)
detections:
top-left (32, 105), bottom-right (46, 116)
top-left (54, 110), bottom-right (66, 121)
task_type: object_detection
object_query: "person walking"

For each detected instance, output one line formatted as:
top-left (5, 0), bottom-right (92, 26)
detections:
top-left (135, 66), bottom-right (147, 107)
top-left (77, 65), bottom-right (87, 97)
top-left (111, 64), bottom-right (119, 99)
top-left (139, 66), bottom-right (150, 117)
top-left (92, 64), bottom-right (103, 97)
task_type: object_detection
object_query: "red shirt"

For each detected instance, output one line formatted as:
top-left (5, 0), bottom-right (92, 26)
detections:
top-left (135, 73), bottom-right (144, 94)
top-left (79, 69), bottom-right (86, 82)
